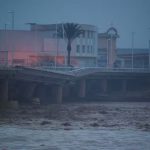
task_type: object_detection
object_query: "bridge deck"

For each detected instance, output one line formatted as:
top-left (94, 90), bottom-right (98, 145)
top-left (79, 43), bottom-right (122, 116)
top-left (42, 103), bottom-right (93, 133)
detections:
top-left (0, 66), bottom-right (74, 84)
top-left (1, 66), bottom-right (150, 83)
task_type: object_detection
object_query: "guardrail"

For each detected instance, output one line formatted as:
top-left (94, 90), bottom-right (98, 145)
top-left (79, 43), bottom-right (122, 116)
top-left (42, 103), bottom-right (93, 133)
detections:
top-left (69, 67), bottom-right (150, 73)
top-left (0, 65), bottom-right (150, 74)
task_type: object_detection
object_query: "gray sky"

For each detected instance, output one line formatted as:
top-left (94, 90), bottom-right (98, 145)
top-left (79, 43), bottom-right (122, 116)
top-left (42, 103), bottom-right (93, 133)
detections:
top-left (0, 0), bottom-right (150, 48)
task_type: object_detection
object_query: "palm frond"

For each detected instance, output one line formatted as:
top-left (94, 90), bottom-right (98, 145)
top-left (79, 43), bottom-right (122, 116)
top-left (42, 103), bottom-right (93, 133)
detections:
top-left (58, 23), bottom-right (83, 42)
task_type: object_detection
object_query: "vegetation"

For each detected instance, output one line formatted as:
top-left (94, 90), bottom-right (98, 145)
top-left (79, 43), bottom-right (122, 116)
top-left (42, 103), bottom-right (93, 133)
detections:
top-left (58, 23), bottom-right (83, 66)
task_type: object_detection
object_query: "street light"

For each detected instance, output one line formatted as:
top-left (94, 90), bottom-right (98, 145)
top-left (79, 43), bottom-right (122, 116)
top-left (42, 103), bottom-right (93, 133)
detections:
top-left (107, 38), bottom-right (111, 68)
top-left (110, 33), bottom-right (113, 68)
top-left (55, 23), bottom-right (59, 68)
top-left (8, 11), bottom-right (15, 66)
top-left (131, 32), bottom-right (135, 70)
top-left (148, 28), bottom-right (150, 69)
top-left (4, 23), bottom-right (8, 30)
top-left (8, 11), bottom-right (15, 30)
top-left (149, 39), bottom-right (150, 69)
top-left (61, 23), bottom-right (67, 66)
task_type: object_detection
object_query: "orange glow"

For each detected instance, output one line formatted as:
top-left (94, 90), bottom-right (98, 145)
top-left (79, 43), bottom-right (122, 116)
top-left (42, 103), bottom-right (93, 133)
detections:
top-left (7, 50), bottom-right (66, 67)
top-left (56, 56), bottom-right (65, 64)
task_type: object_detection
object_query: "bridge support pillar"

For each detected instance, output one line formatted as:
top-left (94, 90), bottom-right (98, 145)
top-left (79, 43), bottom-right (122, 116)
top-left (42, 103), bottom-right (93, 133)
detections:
top-left (79, 79), bottom-right (86, 98)
top-left (63, 85), bottom-right (70, 98)
top-left (101, 79), bottom-right (107, 93)
top-left (0, 79), bottom-right (8, 102)
top-left (122, 80), bottom-right (127, 93)
top-left (56, 85), bottom-right (63, 104)
top-left (25, 83), bottom-right (37, 101)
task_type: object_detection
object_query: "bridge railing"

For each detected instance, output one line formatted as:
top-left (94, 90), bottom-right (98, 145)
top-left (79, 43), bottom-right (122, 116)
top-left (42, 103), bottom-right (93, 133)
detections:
top-left (64, 67), bottom-right (150, 76)
top-left (1, 64), bottom-right (150, 74)
top-left (29, 66), bottom-right (150, 77)
top-left (68, 67), bottom-right (150, 72)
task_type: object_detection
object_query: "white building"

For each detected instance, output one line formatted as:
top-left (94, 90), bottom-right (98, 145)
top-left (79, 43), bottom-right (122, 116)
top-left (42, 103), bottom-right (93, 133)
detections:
top-left (30, 23), bottom-right (98, 67)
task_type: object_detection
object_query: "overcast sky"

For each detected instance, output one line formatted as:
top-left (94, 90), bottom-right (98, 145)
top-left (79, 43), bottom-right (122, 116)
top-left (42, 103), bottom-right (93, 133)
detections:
top-left (0, 0), bottom-right (150, 48)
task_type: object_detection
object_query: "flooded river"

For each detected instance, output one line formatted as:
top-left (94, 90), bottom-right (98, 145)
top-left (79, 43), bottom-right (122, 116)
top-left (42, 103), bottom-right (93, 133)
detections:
top-left (0, 125), bottom-right (150, 150)
top-left (0, 102), bottom-right (150, 150)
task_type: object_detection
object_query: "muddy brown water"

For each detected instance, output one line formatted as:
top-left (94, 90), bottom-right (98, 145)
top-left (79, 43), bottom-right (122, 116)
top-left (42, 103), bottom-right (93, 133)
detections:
top-left (0, 102), bottom-right (150, 150)
top-left (0, 125), bottom-right (150, 150)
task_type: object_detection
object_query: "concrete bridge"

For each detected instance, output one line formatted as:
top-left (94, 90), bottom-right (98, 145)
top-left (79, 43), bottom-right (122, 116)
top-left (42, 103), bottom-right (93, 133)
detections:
top-left (69, 67), bottom-right (150, 101)
top-left (0, 66), bottom-right (74, 104)
top-left (0, 66), bottom-right (150, 105)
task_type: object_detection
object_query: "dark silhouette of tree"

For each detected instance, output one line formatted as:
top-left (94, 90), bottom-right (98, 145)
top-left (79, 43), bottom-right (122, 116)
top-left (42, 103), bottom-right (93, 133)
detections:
top-left (58, 23), bottom-right (83, 66)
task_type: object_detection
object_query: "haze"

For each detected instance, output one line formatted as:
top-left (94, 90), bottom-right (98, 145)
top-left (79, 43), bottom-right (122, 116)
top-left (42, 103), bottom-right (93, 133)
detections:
top-left (0, 0), bottom-right (150, 48)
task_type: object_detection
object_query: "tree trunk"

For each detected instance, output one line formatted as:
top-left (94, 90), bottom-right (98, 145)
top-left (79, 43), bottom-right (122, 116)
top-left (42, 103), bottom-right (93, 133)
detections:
top-left (67, 42), bottom-right (71, 66)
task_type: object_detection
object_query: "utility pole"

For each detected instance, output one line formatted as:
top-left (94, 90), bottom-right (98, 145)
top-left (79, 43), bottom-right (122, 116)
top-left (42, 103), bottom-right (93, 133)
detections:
top-left (8, 11), bottom-right (15, 30)
top-left (61, 23), bottom-right (66, 66)
top-left (148, 28), bottom-right (150, 69)
top-left (149, 39), bottom-right (150, 69)
top-left (55, 23), bottom-right (59, 68)
top-left (110, 34), bottom-right (113, 68)
top-left (4, 23), bottom-right (8, 30)
top-left (131, 32), bottom-right (135, 70)
top-left (8, 11), bottom-right (15, 66)
top-left (107, 38), bottom-right (110, 68)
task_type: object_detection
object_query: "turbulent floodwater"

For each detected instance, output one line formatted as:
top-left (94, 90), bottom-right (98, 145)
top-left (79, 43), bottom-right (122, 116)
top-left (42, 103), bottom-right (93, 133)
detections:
top-left (0, 102), bottom-right (150, 150)
top-left (0, 125), bottom-right (150, 150)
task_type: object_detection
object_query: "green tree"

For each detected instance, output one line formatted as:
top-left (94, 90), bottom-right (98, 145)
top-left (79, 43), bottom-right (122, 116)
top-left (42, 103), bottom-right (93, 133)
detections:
top-left (58, 23), bottom-right (83, 66)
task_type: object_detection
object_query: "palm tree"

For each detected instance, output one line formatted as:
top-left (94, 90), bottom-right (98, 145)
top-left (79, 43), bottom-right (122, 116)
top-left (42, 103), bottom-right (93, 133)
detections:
top-left (58, 23), bottom-right (83, 66)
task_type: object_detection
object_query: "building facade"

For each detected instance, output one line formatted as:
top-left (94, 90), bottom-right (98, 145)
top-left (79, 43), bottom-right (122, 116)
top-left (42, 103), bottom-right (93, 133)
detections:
top-left (116, 48), bottom-right (149, 68)
top-left (0, 23), bottom-right (149, 69)
top-left (0, 23), bottom-right (98, 67)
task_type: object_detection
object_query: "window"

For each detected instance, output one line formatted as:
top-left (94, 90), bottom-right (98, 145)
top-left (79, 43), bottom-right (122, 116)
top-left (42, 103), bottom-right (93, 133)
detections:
top-left (91, 32), bottom-right (93, 38)
top-left (87, 46), bottom-right (90, 53)
top-left (76, 38), bottom-right (80, 44)
top-left (82, 45), bottom-right (85, 53)
top-left (52, 33), bottom-right (56, 38)
top-left (87, 31), bottom-right (90, 38)
top-left (91, 46), bottom-right (93, 53)
top-left (13, 59), bottom-right (25, 65)
top-left (76, 45), bottom-right (80, 53)
top-left (82, 31), bottom-right (85, 38)
top-left (89, 31), bottom-right (91, 38)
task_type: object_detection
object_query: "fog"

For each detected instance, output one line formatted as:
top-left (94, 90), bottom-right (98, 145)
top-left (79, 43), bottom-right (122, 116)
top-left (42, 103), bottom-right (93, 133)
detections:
top-left (0, 0), bottom-right (150, 48)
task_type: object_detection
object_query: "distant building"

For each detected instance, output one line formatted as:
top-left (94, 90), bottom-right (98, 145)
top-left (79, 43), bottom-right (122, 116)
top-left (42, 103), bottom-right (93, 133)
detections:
top-left (116, 48), bottom-right (149, 68)
top-left (0, 23), bottom-right (98, 67)
top-left (0, 23), bottom-right (149, 69)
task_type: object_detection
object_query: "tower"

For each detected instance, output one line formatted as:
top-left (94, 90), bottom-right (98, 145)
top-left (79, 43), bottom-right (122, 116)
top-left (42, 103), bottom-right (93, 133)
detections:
top-left (98, 27), bottom-right (119, 67)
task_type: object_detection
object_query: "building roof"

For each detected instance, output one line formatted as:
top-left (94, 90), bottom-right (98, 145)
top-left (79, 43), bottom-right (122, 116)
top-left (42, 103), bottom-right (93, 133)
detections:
top-left (29, 23), bottom-right (98, 32)
top-left (117, 48), bottom-right (149, 55)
